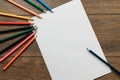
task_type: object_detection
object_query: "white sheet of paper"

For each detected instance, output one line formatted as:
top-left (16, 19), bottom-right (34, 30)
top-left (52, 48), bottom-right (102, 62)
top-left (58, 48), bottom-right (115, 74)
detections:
top-left (31, 0), bottom-right (111, 80)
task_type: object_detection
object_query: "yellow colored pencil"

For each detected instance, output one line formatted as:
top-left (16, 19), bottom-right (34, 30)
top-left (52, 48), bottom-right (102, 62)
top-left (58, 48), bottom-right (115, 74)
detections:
top-left (7, 0), bottom-right (41, 18)
top-left (0, 12), bottom-right (33, 20)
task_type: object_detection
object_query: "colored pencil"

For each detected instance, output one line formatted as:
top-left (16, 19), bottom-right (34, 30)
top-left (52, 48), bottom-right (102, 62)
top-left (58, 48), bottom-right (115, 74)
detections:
top-left (0, 32), bottom-right (35, 62)
top-left (87, 48), bottom-right (120, 75)
top-left (37, 0), bottom-right (53, 12)
top-left (0, 12), bottom-right (33, 20)
top-left (25, 0), bottom-right (46, 13)
top-left (0, 28), bottom-right (35, 44)
top-left (0, 22), bottom-right (32, 25)
top-left (7, 0), bottom-right (41, 18)
top-left (0, 26), bottom-right (33, 34)
top-left (0, 32), bottom-right (32, 55)
top-left (3, 36), bottom-right (36, 71)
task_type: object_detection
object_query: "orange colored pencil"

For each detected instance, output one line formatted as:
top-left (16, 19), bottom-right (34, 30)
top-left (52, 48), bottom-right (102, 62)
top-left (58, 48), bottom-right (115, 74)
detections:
top-left (3, 36), bottom-right (36, 71)
top-left (7, 0), bottom-right (41, 18)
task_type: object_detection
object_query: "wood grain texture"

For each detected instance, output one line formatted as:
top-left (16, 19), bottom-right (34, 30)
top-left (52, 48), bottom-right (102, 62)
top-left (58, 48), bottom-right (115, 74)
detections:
top-left (0, 0), bottom-right (120, 80)
top-left (82, 0), bottom-right (120, 15)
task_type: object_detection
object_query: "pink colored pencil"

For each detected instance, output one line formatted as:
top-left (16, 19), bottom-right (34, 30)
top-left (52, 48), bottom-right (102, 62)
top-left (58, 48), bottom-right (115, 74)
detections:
top-left (3, 36), bottom-right (36, 71)
top-left (0, 32), bottom-right (35, 62)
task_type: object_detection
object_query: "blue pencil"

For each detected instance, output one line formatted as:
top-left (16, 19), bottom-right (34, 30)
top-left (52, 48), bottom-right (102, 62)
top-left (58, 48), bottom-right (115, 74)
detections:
top-left (37, 0), bottom-right (53, 12)
top-left (87, 48), bottom-right (120, 75)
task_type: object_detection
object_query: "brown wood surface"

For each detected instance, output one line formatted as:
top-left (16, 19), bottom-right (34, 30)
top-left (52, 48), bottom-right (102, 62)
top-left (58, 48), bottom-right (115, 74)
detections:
top-left (0, 0), bottom-right (120, 80)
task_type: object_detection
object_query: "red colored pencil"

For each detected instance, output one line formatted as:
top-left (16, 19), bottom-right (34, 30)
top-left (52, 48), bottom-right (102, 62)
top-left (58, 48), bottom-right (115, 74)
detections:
top-left (0, 22), bottom-right (32, 25)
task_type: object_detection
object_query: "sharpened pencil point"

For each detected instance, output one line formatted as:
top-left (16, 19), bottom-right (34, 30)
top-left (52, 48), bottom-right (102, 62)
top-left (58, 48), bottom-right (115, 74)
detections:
top-left (30, 19), bottom-right (34, 21)
top-left (37, 15), bottom-right (42, 19)
top-left (38, 16), bottom-right (41, 18)
top-left (87, 48), bottom-right (90, 51)
top-left (50, 10), bottom-right (54, 13)
top-left (43, 10), bottom-right (47, 13)
top-left (33, 25), bottom-right (38, 30)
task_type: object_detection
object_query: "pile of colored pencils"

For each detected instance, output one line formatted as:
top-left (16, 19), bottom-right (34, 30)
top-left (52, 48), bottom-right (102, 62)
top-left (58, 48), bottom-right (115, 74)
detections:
top-left (0, 0), bottom-right (53, 71)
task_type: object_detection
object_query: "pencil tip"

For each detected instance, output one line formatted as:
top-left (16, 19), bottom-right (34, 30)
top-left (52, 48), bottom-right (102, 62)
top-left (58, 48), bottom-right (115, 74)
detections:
top-left (50, 10), bottom-right (54, 13)
top-left (37, 15), bottom-right (42, 19)
top-left (87, 48), bottom-right (90, 51)
top-left (39, 16), bottom-right (42, 19)
top-left (30, 19), bottom-right (34, 21)
top-left (43, 10), bottom-right (47, 13)
top-left (33, 25), bottom-right (38, 30)
top-left (31, 23), bottom-right (35, 25)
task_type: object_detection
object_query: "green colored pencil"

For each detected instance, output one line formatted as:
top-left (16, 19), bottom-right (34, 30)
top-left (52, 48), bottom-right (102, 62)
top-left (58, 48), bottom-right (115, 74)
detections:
top-left (25, 0), bottom-right (46, 13)
top-left (0, 28), bottom-right (35, 44)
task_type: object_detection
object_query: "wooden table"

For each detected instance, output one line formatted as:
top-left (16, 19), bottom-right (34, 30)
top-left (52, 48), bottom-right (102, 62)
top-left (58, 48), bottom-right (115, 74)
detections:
top-left (0, 0), bottom-right (120, 80)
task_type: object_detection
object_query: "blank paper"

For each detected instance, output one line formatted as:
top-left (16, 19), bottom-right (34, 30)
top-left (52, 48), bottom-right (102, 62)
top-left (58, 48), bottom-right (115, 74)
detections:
top-left (30, 0), bottom-right (111, 80)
